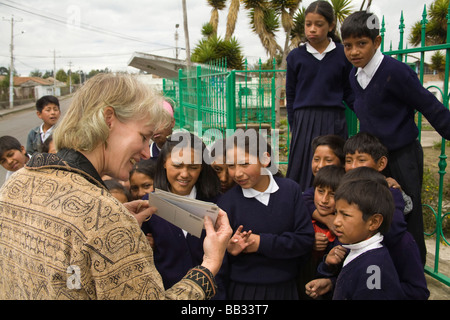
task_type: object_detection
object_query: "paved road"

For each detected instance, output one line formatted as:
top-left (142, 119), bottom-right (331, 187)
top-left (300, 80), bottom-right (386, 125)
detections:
top-left (0, 96), bottom-right (72, 182)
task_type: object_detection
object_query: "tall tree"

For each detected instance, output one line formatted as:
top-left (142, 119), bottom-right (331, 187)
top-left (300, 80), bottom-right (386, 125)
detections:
top-left (225, 0), bottom-right (241, 40)
top-left (208, 0), bottom-right (227, 37)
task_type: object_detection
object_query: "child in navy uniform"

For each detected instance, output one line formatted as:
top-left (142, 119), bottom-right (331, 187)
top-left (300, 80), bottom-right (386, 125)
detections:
top-left (218, 129), bottom-right (314, 300)
top-left (341, 10), bottom-right (450, 264)
top-left (298, 165), bottom-right (344, 299)
top-left (331, 177), bottom-right (405, 300)
top-left (141, 132), bottom-right (223, 297)
top-left (286, 0), bottom-right (354, 192)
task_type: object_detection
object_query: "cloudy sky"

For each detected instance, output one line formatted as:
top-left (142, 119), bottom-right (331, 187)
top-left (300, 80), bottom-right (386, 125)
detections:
top-left (0, 0), bottom-right (435, 77)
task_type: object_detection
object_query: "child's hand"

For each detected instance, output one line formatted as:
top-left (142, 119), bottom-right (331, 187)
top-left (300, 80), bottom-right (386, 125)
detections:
top-left (325, 245), bottom-right (347, 266)
top-left (305, 278), bottom-right (333, 299)
top-left (312, 209), bottom-right (336, 233)
top-left (386, 177), bottom-right (402, 191)
top-left (314, 232), bottom-right (329, 251)
top-left (242, 233), bottom-right (260, 253)
top-left (313, 232), bottom-right (329, 251)
top-left (227, 225), bottom-right (254, 256)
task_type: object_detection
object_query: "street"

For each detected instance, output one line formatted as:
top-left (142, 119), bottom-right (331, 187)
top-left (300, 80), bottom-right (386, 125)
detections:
top-left (0, 96), bottom-right (72, 182)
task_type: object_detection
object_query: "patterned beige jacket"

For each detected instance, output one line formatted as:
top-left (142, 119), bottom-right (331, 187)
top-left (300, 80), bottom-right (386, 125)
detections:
top-left (0, 152), bottom-right (216, 300)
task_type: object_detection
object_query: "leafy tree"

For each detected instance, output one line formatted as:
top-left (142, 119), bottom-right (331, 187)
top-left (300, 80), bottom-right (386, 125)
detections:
top-left (409, 0), bottom-right (448, 47)
top-left (42, 70), bottom-right (54, 79)
top-left (191, 36), bottom-right (244, 69)
top-left (29, 69), bottom-right (43, 77)
top-left (409, 0), bottom-right (449, 77)
top-left (56, 69), bottom-right (67, 82)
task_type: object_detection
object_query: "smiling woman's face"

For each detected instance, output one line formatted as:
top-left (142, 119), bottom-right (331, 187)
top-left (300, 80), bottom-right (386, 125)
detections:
top-left (103, 109), bottom-right (154, 181)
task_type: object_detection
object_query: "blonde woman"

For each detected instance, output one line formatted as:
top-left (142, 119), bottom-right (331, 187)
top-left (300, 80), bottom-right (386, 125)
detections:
top-left (0, 73), bottom-right (231, 300)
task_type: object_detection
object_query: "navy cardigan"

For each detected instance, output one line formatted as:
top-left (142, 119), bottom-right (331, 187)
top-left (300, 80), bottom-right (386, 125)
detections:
top-left (217, 177), bottom-right (314, 285)
top-left (349, 54), bottom-right (450, 151)
top-left (285, 43), bottom-right (354, 127)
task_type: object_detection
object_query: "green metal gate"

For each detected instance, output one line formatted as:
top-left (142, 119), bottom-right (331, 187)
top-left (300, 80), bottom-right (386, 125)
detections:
top-left (382, 5), bottom-right (450, 287)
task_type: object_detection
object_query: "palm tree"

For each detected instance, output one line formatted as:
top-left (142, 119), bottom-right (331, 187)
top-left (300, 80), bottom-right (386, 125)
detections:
top-left (225, 0), bottom-right (241, 40)
top-left (330, 0), bottom-right (354, 38)
top-left (242, 0), bottom-right (280, 59)
top-left (207, 0), bottom-right (227, 37)
top-left (270, 0), bottom-right (301, 65)
top-left (359, 0), bottom-right (372, 10)
top-left (191, 36), bottom-right (244, 69)
top-left (409, 0), bottom-right (448, 47)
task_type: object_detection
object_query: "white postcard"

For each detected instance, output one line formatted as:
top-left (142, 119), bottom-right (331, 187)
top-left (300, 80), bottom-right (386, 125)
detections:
top-left (147, 188), bottom-right (220, 238)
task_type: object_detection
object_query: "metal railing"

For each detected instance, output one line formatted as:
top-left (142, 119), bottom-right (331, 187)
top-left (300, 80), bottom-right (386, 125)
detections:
top-left (382, 5), bottom-right (449, 286)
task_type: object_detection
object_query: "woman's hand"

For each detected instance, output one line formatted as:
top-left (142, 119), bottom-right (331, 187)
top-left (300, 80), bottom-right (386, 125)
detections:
top-left (201, 209), bottom-right (232, 276)
top-left (123, 200), bottom-right (157, 227)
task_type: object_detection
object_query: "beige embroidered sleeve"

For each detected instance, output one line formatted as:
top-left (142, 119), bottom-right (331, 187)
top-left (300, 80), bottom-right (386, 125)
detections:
top-left (0, 168), bottom-right (216, 300)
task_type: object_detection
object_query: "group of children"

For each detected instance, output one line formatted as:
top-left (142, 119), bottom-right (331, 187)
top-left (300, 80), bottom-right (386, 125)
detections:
top-left (98, 118), bottom-right (428, 300)
top-left (2, 2), bottom-right (450, 300)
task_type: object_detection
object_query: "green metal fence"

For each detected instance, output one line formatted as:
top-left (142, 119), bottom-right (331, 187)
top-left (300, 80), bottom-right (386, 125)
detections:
top-left (162, 3), bottom-right (450, 288)
top-left (382, 5), bottom-right (450, 286)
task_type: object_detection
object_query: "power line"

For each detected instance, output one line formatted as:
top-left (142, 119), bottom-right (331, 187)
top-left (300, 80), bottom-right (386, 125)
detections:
top-left (0, 0), bottom-right (171, 47)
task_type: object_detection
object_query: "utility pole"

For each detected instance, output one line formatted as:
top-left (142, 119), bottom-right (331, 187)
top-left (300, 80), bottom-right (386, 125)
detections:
top-left (182, 0), bottom-right (191, 68)
top-left (3, 15), bottom-right (22, 109)
top-left (52, 49), bottom-right (57, 96)
top-left (68, 61), bottom-right (73, 94)
top-left (175, 24), bottom-right (180, 60)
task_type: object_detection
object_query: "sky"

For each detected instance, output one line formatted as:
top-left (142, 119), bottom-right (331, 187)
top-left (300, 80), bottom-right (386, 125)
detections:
top-left (0, 0), bottom-right (436, 77)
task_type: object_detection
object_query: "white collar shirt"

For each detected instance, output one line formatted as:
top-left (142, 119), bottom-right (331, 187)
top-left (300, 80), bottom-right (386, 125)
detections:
top-left (342, 232), bottom-right (384, 267)
top-left (306, 38), bottom-right (336, 61)
top-left (242, 168), bottom-right (279, 206)
top-left (39, 123), bottom-right (54, 142)
top-left (355, 49), bottom-right (384, 89)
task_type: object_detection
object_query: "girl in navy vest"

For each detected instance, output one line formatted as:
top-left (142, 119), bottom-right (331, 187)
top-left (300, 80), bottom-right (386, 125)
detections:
top-left (218, 129), bottom-right (314, 300)
top-left (285, 0), bottom-right (354, 192)
top-left (141, 132), bottom-right (225, 297)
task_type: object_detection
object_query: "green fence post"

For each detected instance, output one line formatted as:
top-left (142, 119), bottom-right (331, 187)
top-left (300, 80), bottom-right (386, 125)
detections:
top-left (398, 11), bottom-right (405, 61)
top-left (196, 65), bottom-right (202, 126)
top-left (226, 70), bottom-right (236, 134)
top-left (178, 68), bottom-right (185, 129)
top-left (418, 5), bottom-right (428, 141)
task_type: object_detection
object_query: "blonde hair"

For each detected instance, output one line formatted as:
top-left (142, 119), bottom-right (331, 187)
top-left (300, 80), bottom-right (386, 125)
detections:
top-left (54, 73), bottom-right (171, 152)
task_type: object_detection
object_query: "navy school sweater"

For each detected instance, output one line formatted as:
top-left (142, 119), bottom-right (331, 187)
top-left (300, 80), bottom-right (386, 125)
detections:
top-left (285, 43), bottom-right (354, 127)
top-left (305, 186), bottom-right (429, 299)
top-left (349, 54), bottom-right (450, 151)
top-left (217, 177), bottom-right (315, 284)
top-left (333, 246), bottom-right (405, 300)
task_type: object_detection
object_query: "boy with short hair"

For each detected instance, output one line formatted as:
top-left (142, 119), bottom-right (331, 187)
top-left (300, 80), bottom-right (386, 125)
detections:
top-left (0, 135), bottom-right (30, 183)
top-left (331, 177), bottom-right (405, 299)
top-left (342, 133), bottom-right (429, 299)
top-left (26, 95), bottom-right (61, 155)
top-left (341, 10), bottom-right (450, 265)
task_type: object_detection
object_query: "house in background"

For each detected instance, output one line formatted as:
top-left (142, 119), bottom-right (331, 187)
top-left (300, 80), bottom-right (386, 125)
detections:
top-left (13, 76), bottom-right (65, 99)
top-left (0, 76), bottom-right (66, 108)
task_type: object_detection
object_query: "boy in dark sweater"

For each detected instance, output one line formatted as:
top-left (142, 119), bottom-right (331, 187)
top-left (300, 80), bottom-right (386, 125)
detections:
top-left (332, 177), bottom-right (404, 299)
top-left (340, 11), bottom-right (450, 264)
